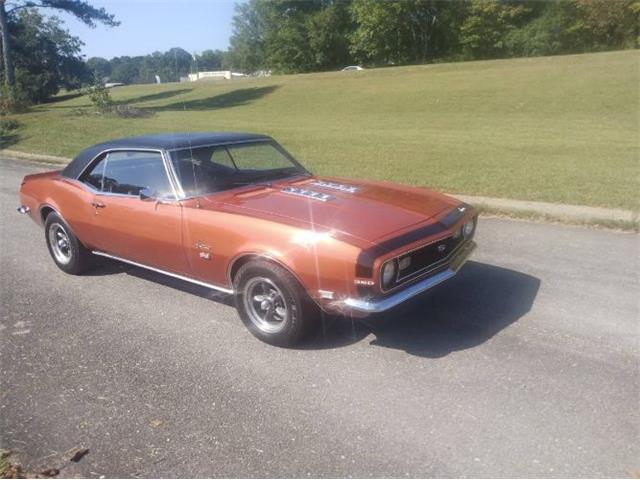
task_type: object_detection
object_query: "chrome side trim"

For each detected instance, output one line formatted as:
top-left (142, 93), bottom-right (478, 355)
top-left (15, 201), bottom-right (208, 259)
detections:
top-left (91, 251), bottom-right (234, 294)
top-left (341, 241), bottom-right (476, 314)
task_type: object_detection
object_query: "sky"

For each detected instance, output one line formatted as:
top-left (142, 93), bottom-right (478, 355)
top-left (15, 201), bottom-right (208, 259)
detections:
top-left (57, 0), bottom-right (238, 60)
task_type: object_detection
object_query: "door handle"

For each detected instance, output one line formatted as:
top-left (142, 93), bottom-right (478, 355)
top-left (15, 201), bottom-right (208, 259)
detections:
top-left (91, 201), bottom-right (106, 208)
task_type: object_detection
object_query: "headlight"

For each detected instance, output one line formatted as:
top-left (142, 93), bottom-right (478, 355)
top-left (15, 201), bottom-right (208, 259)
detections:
top-left (381, 260), bottom-right (397, 289)
top-left (463, 218), bottom-right (475, 238)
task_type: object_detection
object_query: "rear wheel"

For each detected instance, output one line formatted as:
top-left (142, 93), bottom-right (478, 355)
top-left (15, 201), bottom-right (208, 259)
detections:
top-left (44, 212), bottom-right (93, 274)
top-left (234, 259), bottom-right (319, 346)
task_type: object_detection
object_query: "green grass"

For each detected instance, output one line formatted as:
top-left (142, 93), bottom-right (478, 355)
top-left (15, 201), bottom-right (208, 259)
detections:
top-left (3, 50), bottom-right (639, 210)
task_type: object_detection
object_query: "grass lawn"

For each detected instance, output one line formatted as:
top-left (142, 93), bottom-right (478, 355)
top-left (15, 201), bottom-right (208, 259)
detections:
top-left (2, 50), bottom-right (638, 210)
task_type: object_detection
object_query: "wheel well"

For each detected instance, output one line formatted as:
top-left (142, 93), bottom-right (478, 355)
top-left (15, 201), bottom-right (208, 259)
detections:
top-left (40, 206), bottom-right (55, 224)
top-left (229, 254), bottom-right (261, 285)
top-left (229, 253), bottom-right (326, 312)
top-left (229, 254), bottom-right (303, 289)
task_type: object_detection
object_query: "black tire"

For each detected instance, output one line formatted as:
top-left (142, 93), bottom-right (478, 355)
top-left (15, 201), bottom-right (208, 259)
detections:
top-left (44, 212), bottom-right (93, 275)
top-left (234, 259), bottom-right (319, 346)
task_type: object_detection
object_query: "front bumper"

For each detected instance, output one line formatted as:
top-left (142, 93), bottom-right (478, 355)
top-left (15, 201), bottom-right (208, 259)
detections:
top-left (341, 240), bottom-right (476, 314)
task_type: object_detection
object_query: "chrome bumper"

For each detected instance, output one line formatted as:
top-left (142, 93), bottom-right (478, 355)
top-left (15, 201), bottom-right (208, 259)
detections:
top-left (341, 240), bottom-right (476, 314)
top-left (17, 205), bottom-right (30, 215)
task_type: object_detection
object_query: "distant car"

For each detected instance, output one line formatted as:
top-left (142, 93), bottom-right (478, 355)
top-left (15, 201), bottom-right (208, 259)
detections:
top-left (17, 132), bottom-right (477, 346)
top-left (104, 82), bottom-right (124, 88)
top-left (341, 65), bottom-right (364, 71)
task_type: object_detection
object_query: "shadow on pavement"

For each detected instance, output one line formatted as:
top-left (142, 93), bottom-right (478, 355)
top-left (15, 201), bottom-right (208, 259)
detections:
top-left (304, 261), bottom-right (541, 357)
top-left (89, 259), bottom-right (235, 306)
top-left (91, 259), bottom-right (539, 357)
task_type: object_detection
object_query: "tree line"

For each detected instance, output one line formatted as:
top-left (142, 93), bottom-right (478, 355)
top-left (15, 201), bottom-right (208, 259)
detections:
top-left (1, 0), bottom-right (638, 109)
top-left (86, 48), bottom-right (230, 85)
top-left (81, 0), bottom-right (640, 83)
top-left (227, 0), bottom-right (638, 73)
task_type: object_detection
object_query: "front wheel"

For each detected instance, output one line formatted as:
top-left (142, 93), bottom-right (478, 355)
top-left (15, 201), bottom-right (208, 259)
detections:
top-left (234, 259), bottom-right (319, 346)
top-left (44, 212), bottom-right (93, 275)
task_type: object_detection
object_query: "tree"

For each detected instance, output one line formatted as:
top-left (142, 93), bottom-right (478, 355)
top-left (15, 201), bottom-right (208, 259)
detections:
top-left (502, 0), bottom-right (638, 58)
top-left (571, 0), bottom-right (639, 50)
top-left (0, 0), bottom-right (118, 95)
top-left (86, 56), bottom-right (110, 79)
top-left (459, 0), bottom-right (535, 59)
top-left (350, 0), bottom-right (463, 66)
top-left (264, 8), bottom-right (315, 73)
top-left (228, 0), bottom-right (269, 72)
top-left (162, 47), bottom-right (191, 81)
top-left (196, 49), bottom-right (225, 71)
top-left (109, 56), bottom-right (139, 84)
top-left (307, 1), bottom-right (353, 70)
top-left (7, 9), bottom-right (89, 103)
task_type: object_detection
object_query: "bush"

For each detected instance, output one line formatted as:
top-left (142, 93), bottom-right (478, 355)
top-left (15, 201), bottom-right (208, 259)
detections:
top-left (82, 79), bottom-right (152, 118)
top-left (0, 119), bottom-right (20, 131)
top-left (0, 85), bottom-right (29, 114)
top-left (0, 118), bottom-right (20, 148)
top-left (84, 80), bottom-right (114, 112)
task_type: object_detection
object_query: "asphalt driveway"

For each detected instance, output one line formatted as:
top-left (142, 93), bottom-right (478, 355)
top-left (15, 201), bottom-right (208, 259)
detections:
top-left (1, 158), bottom-right (638, 477)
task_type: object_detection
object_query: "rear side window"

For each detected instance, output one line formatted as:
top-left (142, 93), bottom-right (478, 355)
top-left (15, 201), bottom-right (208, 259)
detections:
top-left (80, 151), bottom-right (173, 198)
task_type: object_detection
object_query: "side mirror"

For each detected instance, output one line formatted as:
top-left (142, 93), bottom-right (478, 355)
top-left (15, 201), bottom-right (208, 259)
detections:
top-left (139, 187), bottom-right (156, 201)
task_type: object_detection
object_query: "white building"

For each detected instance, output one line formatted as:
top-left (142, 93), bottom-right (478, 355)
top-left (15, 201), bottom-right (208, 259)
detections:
top-left (186, 71), bottom-right (247, 82)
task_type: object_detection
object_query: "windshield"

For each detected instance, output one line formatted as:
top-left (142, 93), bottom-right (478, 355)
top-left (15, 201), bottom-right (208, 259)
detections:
top-left (169, 141), bottom-right (309, 197)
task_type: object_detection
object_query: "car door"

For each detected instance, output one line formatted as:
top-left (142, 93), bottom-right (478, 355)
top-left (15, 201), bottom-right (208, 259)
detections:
top-left (78, 149), bottom-right (190, 274)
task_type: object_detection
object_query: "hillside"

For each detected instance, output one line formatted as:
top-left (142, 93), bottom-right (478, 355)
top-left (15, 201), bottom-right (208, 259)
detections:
top-left (4, 50), bottom-right (639, 210)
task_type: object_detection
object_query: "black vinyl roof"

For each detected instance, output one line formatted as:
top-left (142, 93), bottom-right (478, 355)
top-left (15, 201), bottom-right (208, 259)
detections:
top-left (61, 132), bottom-right (272, 179)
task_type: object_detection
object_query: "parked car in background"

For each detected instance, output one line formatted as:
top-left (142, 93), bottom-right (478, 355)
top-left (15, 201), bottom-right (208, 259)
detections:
top-left (18, 133), bottom-right (477, 346)
top-left (341, 65), bottom-right (365, 71)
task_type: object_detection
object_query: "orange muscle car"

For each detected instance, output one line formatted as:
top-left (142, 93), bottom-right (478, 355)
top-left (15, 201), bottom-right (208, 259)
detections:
top-left (18, 133), bottom-right (477, 345)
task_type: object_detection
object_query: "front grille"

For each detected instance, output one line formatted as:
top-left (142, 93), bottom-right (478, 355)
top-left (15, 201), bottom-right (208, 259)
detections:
top-left (394, 230), bottom-right (466, 285)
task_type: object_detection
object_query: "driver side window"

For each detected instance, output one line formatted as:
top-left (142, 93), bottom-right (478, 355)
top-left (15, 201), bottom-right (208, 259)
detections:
top-left (80, 150), bottom-right (173, 198)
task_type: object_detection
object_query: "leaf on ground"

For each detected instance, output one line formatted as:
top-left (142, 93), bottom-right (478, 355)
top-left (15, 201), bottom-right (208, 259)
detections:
top-left (69, 448), bottom-right (89, 463)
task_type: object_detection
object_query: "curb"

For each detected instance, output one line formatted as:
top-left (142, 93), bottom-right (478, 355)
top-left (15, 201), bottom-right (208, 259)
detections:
top-left (0, 149), bottom-right (70, 164)
top-left (2, 150), bottom-right (637, 229)
top-left (453, 194), bottom-right (638, 225)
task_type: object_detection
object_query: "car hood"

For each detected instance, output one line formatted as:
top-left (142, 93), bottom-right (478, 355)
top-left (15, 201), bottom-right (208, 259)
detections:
top-left (201, 177), bottom-right (460, 246)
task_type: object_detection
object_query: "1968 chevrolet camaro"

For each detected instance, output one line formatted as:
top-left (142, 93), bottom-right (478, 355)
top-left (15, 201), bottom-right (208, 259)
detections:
top-left (18, 132), bottom-right (477, 345)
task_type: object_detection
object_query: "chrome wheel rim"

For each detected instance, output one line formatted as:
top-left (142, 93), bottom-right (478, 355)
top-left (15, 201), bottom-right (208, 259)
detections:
top-left (48, 223), bottom-right (72, 265)
top-left (243, 277), bottom-right (288, 334)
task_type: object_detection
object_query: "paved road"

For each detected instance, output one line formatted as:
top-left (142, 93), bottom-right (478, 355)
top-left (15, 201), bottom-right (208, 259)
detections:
top-left (1, 158), bottom-right (638, 478)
